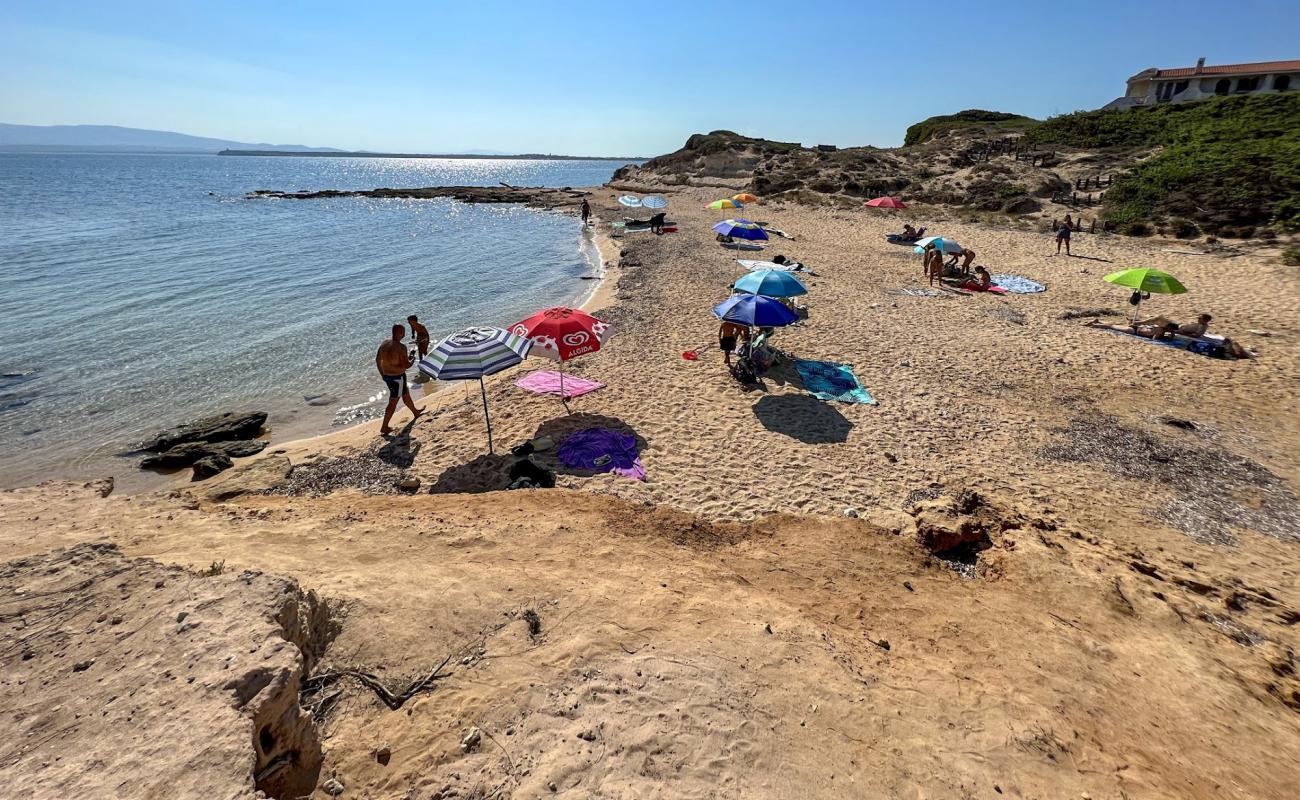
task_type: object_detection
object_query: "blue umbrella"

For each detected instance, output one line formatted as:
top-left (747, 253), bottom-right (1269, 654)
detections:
top-left (418, 326), bottom-right (532, 453)
top-left (642, 195), bottom-right (668, 209)
top-left (712, 219), bottom-right (769, 241)
top-left (734, 269), bottom-right (808, 297)
top-left (713, 293), bottom-right (799, 327)
top-left (618, 195), bottom-right (642, 207)
top-left (913, 236), bottom-right (963, 255)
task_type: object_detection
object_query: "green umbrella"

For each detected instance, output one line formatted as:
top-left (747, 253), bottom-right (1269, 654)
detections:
top-left (1103, 268), bottom-right (1187, 323)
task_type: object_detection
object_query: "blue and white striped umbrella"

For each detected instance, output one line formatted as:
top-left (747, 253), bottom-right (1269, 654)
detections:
top-left (418, 326), bottom-right (531, 452)
top-left (419, 326), bottom-right (532, 381)
top-left (641, 195), bottom-right (668, 209)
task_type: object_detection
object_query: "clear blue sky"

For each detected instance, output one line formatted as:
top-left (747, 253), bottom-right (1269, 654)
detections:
top-left (2, 1), bottom-right (1297, 155)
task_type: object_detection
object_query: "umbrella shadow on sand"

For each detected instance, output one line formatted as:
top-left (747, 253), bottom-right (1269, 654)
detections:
top-left (735, 358), bottom-right (800, 395)
top-left (531, 412), bottom-right (648, 477)
top-left (428, 453), bottom-right (513, 494)
top-left (752, 394), bottom-right (852, 444)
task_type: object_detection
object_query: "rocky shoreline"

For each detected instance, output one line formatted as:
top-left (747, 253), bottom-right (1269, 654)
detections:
top-left (246, 184), bottom-right (590, 208)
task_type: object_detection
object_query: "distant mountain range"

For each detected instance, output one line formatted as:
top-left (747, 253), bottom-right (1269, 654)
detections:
top-left (0, 123), bottom-right (341, 154)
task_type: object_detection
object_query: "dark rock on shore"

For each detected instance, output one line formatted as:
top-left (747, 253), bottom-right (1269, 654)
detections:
top-left (141, 439), bottom-right (268, 470)
top-left (191, 454), bottom-right (234, 480)
top-left (142, 412), bottom-right (268, 452)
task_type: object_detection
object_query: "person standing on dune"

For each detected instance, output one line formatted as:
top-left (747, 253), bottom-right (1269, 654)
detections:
top-left (376, 324), bottom-right (425, 435)
top-left (407, 314), bottom-right (430, 359)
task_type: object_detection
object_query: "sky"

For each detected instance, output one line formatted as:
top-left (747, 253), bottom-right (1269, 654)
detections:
top-left (2, 1), bottom-right (1298, 156)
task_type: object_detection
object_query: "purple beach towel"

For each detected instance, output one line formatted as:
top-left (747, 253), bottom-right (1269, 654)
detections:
top-left (557, 428), bottom-right (645, 480)
top-left (515, 370), bottom-right (604, 399)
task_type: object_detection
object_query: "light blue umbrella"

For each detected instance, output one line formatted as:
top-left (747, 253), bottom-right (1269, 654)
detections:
top-left (713, 293), bottom-right (799, 327)
top-left (734, 269), bottom-right (808, 297)
top-left (642, 196), bottom-right (668, 209)
top-left (418, 326), bottom-right (532, 453)
top-left (913, 236), bottom-right (963, 254)
top-left (617, 195), bottom-right (642, 207)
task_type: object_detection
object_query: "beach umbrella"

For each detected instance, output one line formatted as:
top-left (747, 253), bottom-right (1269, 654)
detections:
top-left (713, 219), bottom-right (769, 241)
top-left (732, 193), bottom-right (759, 204)
top-left (733, 269), bottom-right (808, 298)
top-left (642, 195), bottom-right (668, 209)
top-left (1104, 268), bottom-right (1188, 323)
top-left (618, 195), bottom-right (642, 207)
top-left (418, 326), bottom-right (532, 453)
top-left (865, 196), bottom-right (907, 209)
top-left (708, 199), bottom-right (744, 210)
top-left (713, 293), bottom-right (799, 327)
top-left (510, 306), bottom-right (612, 399)
top-left (913, 236), bottom-right (962, 254)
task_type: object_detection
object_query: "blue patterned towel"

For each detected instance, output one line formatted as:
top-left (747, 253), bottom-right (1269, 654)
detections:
top-left (990, 274), bottom-right (1046, 293)
top-left (793, 360), bottom-right (877, 404)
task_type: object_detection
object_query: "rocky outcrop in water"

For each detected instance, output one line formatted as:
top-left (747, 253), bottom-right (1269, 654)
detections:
top-left (139, 412), bottom-right (268, 477)
top-left (246, 185), bottom-right (589, 209)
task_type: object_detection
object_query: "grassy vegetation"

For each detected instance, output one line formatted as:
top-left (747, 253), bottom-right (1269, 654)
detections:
top-left (1022, 93), bottom-right (1300, 231)
top-left (903, 110), bottom-right (1037, 146)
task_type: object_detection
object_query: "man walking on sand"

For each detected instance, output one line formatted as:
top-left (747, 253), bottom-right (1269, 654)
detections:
top-left (376, 324), bottom-right (425, 435)
top-left (407, 314), bottom-right (430, 359)
top-left (580, 198), bottom-right (591, 227)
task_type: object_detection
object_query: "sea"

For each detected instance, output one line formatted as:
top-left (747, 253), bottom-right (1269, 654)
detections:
top-left (0, 153), bottom-right (634, 489)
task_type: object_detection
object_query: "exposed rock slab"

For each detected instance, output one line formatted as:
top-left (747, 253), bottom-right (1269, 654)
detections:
top-left (0, 543), bottom-right (334, 799)
top-left (202, 455), bottom-right (294, 502)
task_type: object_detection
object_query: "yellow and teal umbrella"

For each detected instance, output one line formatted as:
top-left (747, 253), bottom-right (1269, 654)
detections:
top-left (1104, 268), bottom-right (1187, 322)
top-left (708, 198), bottom-right (744, 210)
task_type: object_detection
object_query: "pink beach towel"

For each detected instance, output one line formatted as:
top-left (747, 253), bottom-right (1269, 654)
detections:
top-left (515, 370), bottom-right (604, 399)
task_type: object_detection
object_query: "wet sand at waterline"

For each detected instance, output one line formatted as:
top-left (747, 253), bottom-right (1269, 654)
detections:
top-left (2, 185), bottom-right (1298, 799)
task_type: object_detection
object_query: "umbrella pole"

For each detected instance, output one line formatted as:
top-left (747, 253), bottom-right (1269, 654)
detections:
top-left (479, 378), bottom-right (494, 454)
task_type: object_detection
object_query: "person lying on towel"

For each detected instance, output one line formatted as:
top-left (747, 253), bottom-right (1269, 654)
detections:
top-left (1132, 313), bottom-right (1211, 340)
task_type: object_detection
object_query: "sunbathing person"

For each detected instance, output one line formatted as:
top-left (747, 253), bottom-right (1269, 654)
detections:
top-left (901, 223), bottom-right (917, 239)
top-left (1132, 313), bottom-right (1211, 339)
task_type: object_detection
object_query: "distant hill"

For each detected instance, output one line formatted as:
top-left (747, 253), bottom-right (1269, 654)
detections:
top-left (0, 123), bottom-right (341, 154)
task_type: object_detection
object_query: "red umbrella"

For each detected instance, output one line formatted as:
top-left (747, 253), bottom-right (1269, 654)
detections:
top-left (865, 196), bottom-right (908, 209)
top-left (510, 307), bottom-right (612, 397)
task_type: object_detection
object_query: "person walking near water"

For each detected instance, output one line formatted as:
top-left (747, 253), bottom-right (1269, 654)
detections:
top-left (407, 314), bottom-right (430, 359)
top-left (376, 324), bottom-right (425, 435)
top-left (580, 198), bottom-right (591, 227)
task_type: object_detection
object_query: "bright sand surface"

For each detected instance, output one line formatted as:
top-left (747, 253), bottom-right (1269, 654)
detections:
top-left (2, 187), bottom-right (1298, 799)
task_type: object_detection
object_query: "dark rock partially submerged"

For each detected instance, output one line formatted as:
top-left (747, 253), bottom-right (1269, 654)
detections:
top-left (141, 439), bottom-right (268, 470)
top-left (142, 411), bottom-right (267, 452)
top-left (247, 185), bottom-right (589, 209)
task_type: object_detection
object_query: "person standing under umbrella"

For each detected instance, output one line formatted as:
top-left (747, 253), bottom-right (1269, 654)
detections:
top-left (376, 324), bottom-right (425, 436)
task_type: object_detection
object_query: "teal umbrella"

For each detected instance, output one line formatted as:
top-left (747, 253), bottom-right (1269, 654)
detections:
top-left (733, 269), bottom-right (808, 297)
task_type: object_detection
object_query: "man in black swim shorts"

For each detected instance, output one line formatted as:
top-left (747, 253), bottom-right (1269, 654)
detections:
top-left (376, 324), bottom-right (425, 435)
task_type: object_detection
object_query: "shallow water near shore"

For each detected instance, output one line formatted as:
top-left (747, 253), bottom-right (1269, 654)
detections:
top-left (0, 153), bottom-right (631, 489)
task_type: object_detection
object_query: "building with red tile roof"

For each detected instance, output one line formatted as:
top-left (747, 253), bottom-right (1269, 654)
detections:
top-left (1104, 58), bottom-right (1298, 109)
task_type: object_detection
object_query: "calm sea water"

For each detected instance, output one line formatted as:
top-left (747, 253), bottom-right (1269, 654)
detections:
top-left (0, 153), bottom-right (632, 488)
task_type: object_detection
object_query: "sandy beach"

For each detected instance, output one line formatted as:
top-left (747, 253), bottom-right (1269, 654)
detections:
top-left (3, 186), bottom-right (1299, 798)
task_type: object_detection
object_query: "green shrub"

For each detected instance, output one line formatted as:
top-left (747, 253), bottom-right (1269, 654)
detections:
top-left (1124, 222), bottom-right (1152, 236)
top-left (1171, 219), bottom-right (1200, 239)
top-left (1282, 246), bottom-right (1300, 266)
top-left (1024, 94), bottom-right (1300, 230)
top-left (904, 110), bottom-right (1037, 146)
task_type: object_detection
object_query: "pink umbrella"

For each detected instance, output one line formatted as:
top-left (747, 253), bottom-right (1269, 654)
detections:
top-left (865, 196), bottom-right (908, 209)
